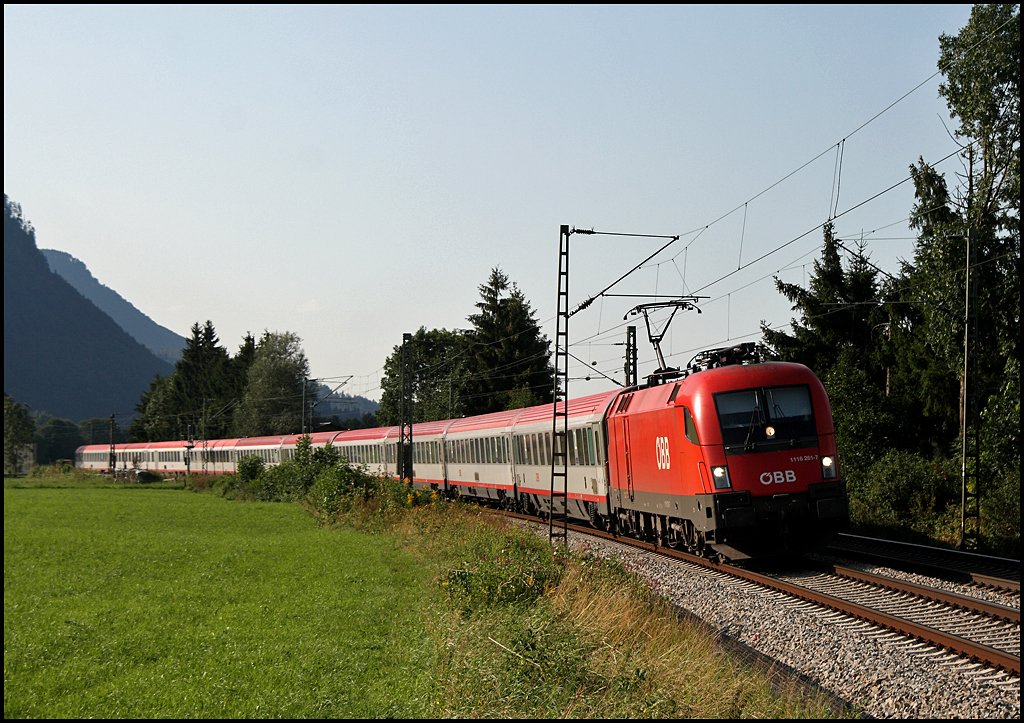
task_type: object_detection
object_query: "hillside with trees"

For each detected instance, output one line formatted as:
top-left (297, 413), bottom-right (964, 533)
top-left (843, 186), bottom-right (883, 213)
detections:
top-left (3, 195), bottom-right (173, 423)
top-left (42, 248), bottom-right (186, 365)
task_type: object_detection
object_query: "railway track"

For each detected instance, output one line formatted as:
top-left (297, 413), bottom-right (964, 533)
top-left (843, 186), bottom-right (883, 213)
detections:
top-left (826, 533), bottom-right (1020, 593)
top-left (507, 512), bottom-right (1021, 677)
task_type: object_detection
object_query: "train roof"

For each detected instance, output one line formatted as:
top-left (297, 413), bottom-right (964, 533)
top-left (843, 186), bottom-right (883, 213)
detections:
top-left (680, 361), bottom-right (820, 392)
top-left (76, 387), bottom-right (645, 456)
top-left (444, 389), bottom-right (622, 434)
top-left (608, 362), bottom-right (823, 417)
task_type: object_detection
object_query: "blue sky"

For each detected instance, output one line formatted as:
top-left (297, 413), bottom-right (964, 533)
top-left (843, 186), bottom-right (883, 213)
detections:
top-left (4, 4), bottom-right (975, 402)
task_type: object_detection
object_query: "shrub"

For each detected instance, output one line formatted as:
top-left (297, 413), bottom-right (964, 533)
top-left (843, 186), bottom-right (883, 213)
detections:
top-left (850, 450), bottom-right (960, 544)
top-left (308, 463), bottom-right (374, 518)
top-left (249, 461), bottom-right (308, 502)
top-left (236, 454), bottom-right (265, 485)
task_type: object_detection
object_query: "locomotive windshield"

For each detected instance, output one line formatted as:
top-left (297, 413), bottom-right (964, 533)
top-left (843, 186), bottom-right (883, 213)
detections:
top-left (713, 385), bottom-right (817, 454)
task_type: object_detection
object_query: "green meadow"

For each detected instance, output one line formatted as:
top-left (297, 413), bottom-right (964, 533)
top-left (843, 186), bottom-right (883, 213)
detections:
top-left (4, 482), bottom-right (434, 718)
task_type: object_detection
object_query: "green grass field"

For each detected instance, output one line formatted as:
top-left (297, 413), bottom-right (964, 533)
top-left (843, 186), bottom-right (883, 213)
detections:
top-left (4, 481), bottom-right (435, 717)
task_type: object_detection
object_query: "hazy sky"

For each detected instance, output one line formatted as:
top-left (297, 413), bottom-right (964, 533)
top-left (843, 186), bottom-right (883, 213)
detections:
top-left (4, 4), bottom-right (975, 403)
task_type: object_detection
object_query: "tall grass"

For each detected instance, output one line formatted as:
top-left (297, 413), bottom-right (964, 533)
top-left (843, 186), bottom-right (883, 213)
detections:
top-left (390, 506), bottom-right (854, 719)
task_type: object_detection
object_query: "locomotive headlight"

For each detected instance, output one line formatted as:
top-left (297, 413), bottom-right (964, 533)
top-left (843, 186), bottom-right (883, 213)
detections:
top-left (821, 455), bottom-right (836, 479)
top-left (712, 465), bottom-right (731, 489)
top-left (765, 425), bottom-right (776, 438)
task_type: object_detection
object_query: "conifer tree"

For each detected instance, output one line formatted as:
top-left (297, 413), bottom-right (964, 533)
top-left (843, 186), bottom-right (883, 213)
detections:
top-left (464, 267), bottom-right (553, 416)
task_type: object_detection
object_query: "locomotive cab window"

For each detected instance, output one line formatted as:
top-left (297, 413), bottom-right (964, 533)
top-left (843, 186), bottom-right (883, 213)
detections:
top-left (714, 385), bottom-right (816, 454)
top-left (683, 408), bottom-right (700, 444)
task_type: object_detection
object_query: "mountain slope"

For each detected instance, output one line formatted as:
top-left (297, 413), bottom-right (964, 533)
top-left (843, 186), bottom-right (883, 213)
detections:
top-left (4, 196), bottom-right (173, 422)
top-left (42, 248), bottom-right (185, 365)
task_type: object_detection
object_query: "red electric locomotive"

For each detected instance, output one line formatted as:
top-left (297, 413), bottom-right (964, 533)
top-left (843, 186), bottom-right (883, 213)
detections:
top-left (600, 346), bottom-right (847, 560)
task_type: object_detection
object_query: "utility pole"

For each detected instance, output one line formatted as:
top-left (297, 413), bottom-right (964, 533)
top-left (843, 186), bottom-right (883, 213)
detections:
top-left (185, 424), bottom-right (194, 478)
top-left (550, 225), bottom-right (572, 546)
top-left (624, 325), bottom-right (637, 387)
top-left (399, 333), bottom-right (414, 483)
top-left (960, 223), bottom-right (980, 551)
top-left (108, 414), bottom-right (116, 474)
top-left (551, 224), bottom-right (681, 545)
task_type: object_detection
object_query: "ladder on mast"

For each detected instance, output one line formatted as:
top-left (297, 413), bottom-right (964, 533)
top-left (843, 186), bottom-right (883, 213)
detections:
top-left (549, 225), bottom-right (571, 545)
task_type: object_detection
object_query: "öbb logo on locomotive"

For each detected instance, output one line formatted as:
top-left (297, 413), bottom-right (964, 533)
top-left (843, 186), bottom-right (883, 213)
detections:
top-left (655, 436), bottom-right (671, 470)
top-left (77, 350), bottom-right (848, 562)
top-left (760, 470), bottom-right (797, 485)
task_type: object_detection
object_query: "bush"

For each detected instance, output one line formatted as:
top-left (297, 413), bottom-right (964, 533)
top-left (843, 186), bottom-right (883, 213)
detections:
top-left (248, 461), bottom-right (307, 502)
top-left (849, 450), bottom-right (960, 544)
top-left (29, 463), bottom-right (90, 479)
top-left (308, 464), bottom-right (374, 518)
top-left (236, 454), bottom-right (265, 485)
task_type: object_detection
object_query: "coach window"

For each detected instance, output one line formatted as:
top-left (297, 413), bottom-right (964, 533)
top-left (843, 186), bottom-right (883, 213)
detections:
top-left (684, 408), bottom-right (700, 444)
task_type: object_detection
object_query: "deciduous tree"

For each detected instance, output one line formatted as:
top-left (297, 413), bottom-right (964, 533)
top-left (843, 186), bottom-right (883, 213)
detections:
top-left (4, 393), bottom-right (35, 474)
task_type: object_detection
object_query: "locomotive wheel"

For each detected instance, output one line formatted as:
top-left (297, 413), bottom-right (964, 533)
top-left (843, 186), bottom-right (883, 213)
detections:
top-left (666, 517), bottom-right (685, 549)
top-left (681, 519), bottom-right (701, 553)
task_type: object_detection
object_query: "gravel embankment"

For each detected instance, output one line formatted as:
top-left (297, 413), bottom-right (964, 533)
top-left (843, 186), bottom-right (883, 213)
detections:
top-left (563, 531), bottom-right (1021, 719)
